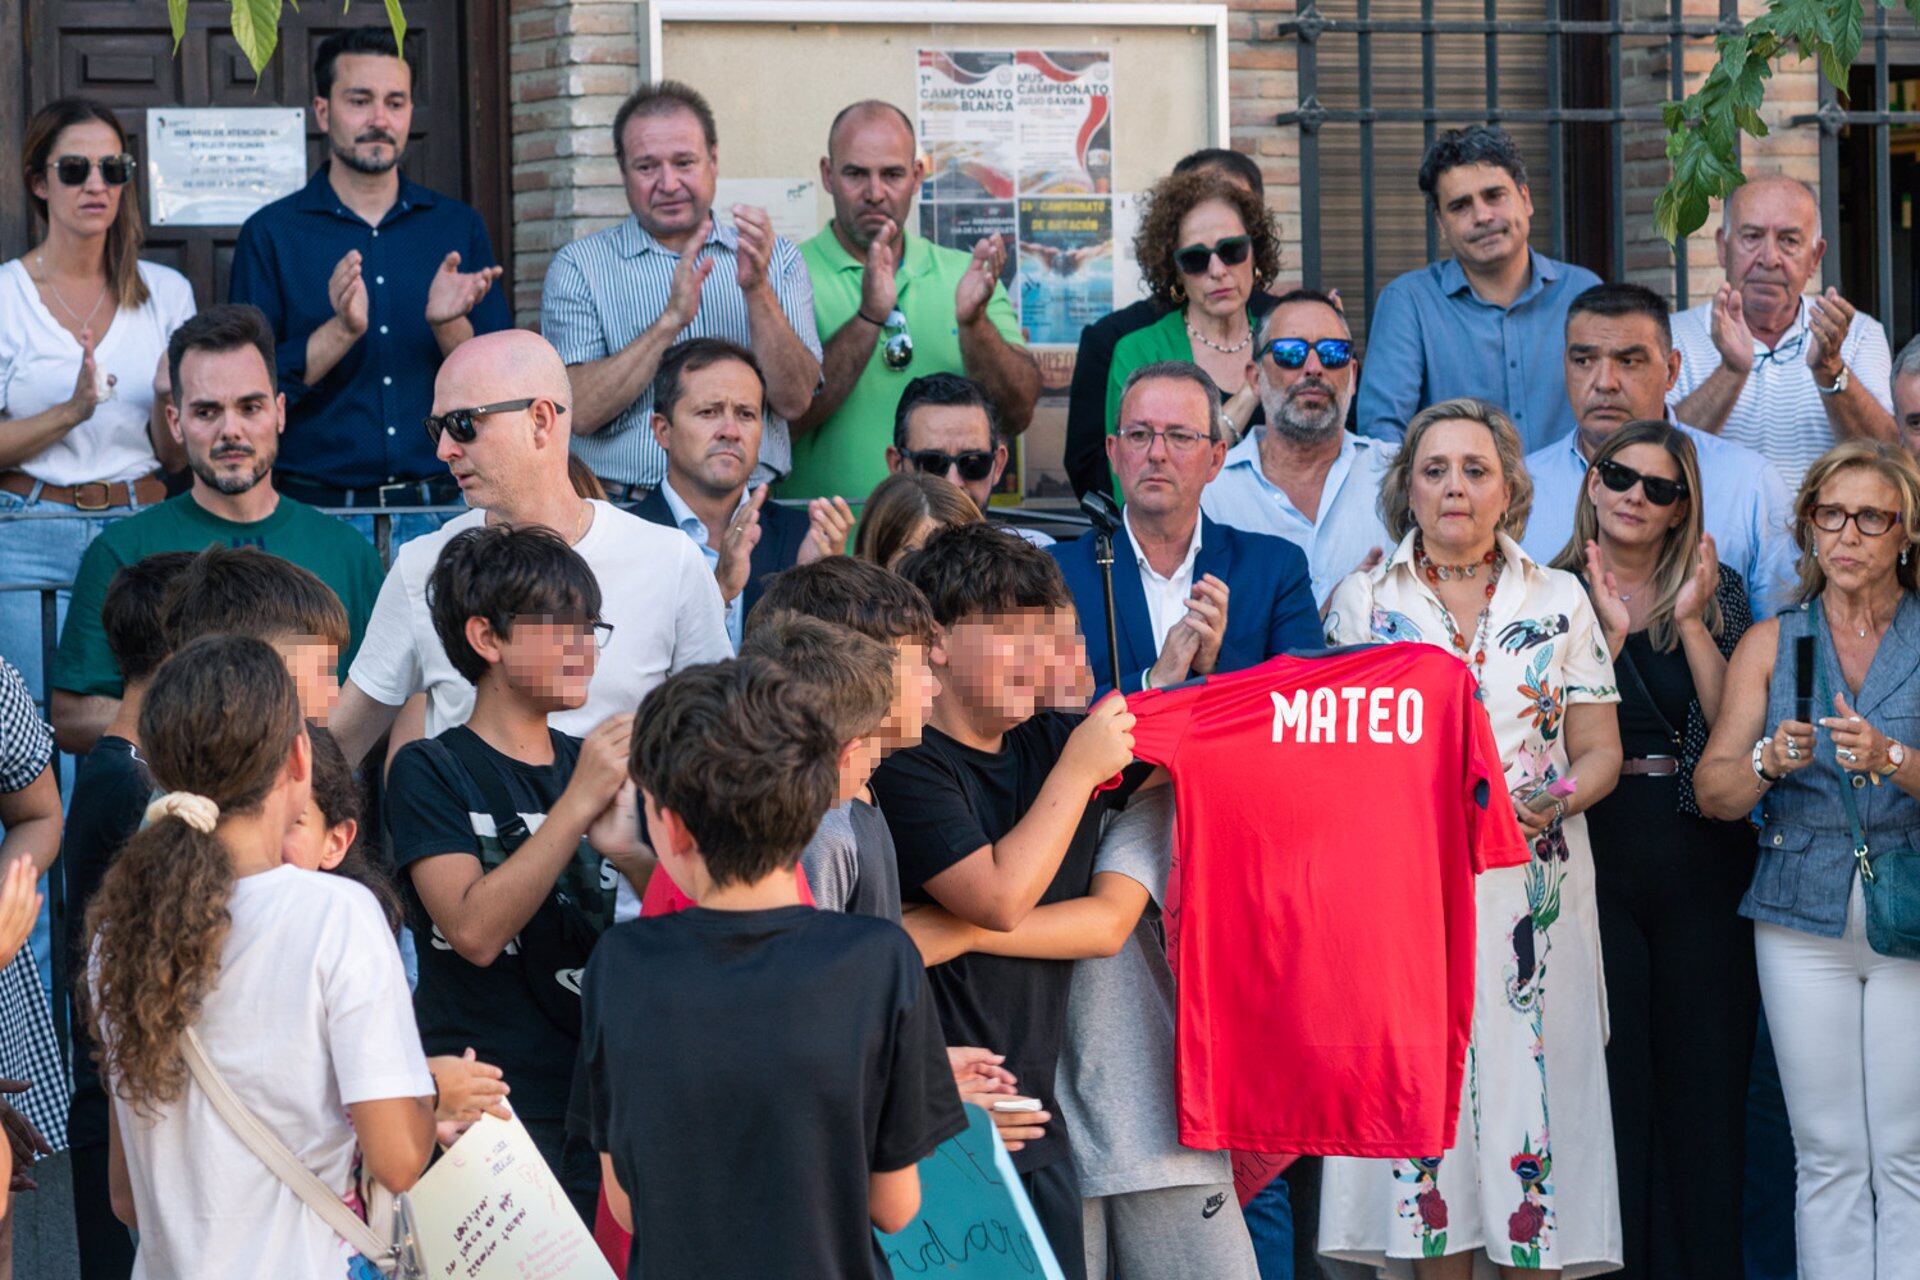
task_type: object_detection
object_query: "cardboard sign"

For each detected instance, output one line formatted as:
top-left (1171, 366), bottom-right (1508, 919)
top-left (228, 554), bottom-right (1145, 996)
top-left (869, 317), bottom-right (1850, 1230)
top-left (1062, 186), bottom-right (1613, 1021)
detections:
top-left (876, 1105), bottom-right (1065, 1279)
top-left (407, 1113), bottom-right (614, 1280)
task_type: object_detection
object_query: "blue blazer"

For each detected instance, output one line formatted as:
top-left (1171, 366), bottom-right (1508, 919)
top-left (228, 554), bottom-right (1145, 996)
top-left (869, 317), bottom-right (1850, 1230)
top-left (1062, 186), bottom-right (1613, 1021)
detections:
top-left (1049, 514), bottom-right (1320, 699)
top-left (630, 487), bottom-right (810, 621)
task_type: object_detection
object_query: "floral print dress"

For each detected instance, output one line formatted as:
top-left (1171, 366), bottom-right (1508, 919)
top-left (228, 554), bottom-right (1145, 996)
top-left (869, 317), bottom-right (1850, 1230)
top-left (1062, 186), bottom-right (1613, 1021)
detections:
top-left (1317, 531), bottom-right (1624, 1278)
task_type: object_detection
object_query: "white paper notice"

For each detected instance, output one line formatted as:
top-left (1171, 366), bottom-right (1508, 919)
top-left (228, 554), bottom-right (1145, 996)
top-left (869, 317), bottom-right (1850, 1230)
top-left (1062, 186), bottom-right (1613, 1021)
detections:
top-left (406, 1114), bottom-right (614, 1280)
top-left (714, 177), bottom-right (822, 245)
top-left (1113, 191), bottom-right (1147, 308)
top-left (146, 108), bottom-right (307, 227)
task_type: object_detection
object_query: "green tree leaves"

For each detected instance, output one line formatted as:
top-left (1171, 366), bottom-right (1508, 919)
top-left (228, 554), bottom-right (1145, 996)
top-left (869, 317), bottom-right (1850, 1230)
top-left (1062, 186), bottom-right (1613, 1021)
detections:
top-left (167, 2), bottom-right (407, 77)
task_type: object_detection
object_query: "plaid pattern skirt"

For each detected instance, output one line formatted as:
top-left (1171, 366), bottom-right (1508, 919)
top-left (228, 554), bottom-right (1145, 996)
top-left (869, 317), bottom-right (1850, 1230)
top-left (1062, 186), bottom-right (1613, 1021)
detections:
top-left (0, 945), bottom-right (67, 1152)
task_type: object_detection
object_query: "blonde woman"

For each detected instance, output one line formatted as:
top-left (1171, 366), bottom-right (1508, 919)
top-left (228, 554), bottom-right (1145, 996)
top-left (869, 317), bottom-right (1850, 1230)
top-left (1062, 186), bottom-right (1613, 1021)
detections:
top-left (1553, 419), bottom-right (1754, 1279)
top-left (1319, 397), bottom-right (1624, 1279)
top-left (1696, 440), bottom-right (1920, 1280)
top-left (855, 470), bottom-right (982, 570)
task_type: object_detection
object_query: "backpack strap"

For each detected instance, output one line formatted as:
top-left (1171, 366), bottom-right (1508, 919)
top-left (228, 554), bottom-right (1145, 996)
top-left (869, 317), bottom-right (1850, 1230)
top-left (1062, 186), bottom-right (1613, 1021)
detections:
top-left (436, 729), bottom-right (539, 851)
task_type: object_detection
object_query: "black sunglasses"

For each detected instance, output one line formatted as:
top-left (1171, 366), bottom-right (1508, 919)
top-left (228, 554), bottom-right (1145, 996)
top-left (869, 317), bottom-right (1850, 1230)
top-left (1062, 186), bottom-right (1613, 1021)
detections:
top-left (1174, 235), bottom-right (1252, 276)
top-left (423, 398), bottom-right (565, 445)
top-left (1596, 458), bottom-right (1688, 507)
top-left (905, 449), bottom-right (996, 482)
top-left (1265, 338), bottom-right (1354, 370)
top-left (51, 154), bottom-right (135, 187)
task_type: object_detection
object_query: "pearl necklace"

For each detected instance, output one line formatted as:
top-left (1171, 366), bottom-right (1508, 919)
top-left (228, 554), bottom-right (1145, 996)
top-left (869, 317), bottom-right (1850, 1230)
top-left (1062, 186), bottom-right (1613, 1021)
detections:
top-left (1186, 319), bottom-right (1251, 354)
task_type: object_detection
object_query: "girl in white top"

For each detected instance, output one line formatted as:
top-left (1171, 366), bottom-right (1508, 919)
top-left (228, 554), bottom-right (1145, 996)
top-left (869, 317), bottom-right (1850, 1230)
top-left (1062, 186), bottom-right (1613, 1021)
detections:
top-left (1318, 398), bottom-right (1626, 1279)
top-left (84, 635), bottom-right (436, 1280)
top-left (1, 97), bottom-right (195, 491)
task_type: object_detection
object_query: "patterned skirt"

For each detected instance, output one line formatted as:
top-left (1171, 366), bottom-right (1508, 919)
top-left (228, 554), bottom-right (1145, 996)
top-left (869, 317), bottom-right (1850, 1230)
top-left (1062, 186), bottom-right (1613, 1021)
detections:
top-left (0, 946), bottom-right (69, 1152)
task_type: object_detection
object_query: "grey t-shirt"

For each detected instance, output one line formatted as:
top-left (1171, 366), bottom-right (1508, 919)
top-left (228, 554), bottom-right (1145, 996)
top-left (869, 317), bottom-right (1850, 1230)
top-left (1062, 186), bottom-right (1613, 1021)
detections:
top-left (798, 797), bottom-right (903, 923)
top-left (1056, 785), bottom-right (1233, 1198)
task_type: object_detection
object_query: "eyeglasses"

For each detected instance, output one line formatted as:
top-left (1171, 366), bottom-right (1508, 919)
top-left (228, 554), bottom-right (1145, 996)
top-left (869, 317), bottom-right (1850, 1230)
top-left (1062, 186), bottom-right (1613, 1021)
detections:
top-left (905, 449), bottom-right (996, 482)
top-left (1114, 425), bottom-right (1210, 453)
top-left (1753, 330), bottom-right (1807, 368)
top-left (879, 309), bottom-right (913, 371)
top-left (514, 616), bottom-right (615, 649)
top-left (50, 154), bottom-right (135, 187)
top-left (1810, 504), bottom-right (1900, 537)
top-left (1174, 235), bottom-right (1252, 277)
top-left (1596, 458), bottom-right (1689, 507)
top-left (1264, 338), bottom-right (1354, 370)
top-left (423, 398), bottom-right (565, 445)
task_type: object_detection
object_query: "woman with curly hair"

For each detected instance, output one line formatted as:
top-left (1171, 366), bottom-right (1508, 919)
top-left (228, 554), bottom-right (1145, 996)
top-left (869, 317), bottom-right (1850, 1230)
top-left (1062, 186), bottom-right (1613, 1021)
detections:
top-left (1103, 170), bottom-right (1282, 487)
top-left (83, 635), bottom-right (436, 1277)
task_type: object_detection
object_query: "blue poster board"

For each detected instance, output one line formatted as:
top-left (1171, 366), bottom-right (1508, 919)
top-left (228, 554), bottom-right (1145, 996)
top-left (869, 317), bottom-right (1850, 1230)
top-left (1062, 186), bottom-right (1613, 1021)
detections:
top-left (876, 1105), bottom-right (1066, 1278)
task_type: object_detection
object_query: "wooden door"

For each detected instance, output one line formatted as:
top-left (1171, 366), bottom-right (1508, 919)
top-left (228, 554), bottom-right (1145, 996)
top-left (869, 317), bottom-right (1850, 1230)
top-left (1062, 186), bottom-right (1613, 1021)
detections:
top-left (2, 0), bottom-right (507, 311)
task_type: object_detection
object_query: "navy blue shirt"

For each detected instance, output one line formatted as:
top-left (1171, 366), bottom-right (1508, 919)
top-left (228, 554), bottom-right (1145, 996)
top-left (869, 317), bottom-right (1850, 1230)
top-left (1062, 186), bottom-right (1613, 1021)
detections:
top-left (228, 164), bottom-right (512, 488)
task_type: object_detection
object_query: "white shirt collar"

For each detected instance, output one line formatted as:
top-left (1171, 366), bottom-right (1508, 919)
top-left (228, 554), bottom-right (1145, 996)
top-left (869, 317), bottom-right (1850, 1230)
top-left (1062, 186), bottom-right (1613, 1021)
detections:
top-left (659, 475), bottom-right (748, 541)
top-left (1124, 507), bottom-right (1203, 581)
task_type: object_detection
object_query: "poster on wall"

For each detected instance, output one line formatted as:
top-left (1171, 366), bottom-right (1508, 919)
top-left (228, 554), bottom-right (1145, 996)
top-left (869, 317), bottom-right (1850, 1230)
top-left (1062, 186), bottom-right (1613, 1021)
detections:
top-left (146, 108), bottom-right (307, 227)
top-left (917, 48), bottom-right (1115, 503)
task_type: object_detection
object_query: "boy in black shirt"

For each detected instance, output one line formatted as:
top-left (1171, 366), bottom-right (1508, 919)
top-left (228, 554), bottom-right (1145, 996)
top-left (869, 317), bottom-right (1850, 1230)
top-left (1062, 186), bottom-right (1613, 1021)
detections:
top-left (869, 523), bottom-right (1137, 1280)
top-left (583, 658), bottom-right (962, 1279)
top-left (60, 550), bottom-right (195, 1279)
top-left (385, 525), bottom-right (639, 1223)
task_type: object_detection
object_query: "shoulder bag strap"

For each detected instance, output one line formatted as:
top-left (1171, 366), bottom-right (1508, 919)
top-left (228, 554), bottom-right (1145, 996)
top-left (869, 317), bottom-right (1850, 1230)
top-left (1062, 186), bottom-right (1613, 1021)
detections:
top-left (180, 1027), bottom-right (392, 1261)
top-left (437, 729), bottom-right (530, 851)
top-left (1809, 600), bottom-right (1876, 883)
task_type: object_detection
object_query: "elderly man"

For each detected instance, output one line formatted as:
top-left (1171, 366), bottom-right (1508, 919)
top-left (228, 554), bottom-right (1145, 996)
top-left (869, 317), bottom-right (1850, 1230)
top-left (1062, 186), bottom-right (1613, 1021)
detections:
top-left (1201, 289), bottom-right (1394, 605)
top-left (1670, 176), bottom-right (1895, 488)
top-left (330, 330), bottom-right (731, 794)
top-left (541, 81), bottom-right (822, 501)
top-left (229, 27), bottom-right (509, 527)
top-left (1049, 361), bottom-right (1318, 699)
top-left (632, 338), bottom-right (852, 646)
top-left (50, 305), bottom-right (384, 754)
top-left (1896, 335), bottom-right (1920, 457)
top-left (1358, 125), bottom-right (1601, 450)
top-left (1521, 283), bottom-right (1797, 619)
top-left (886, 372), bottom-right (1053, 547)
top-left (785, 100), bottom-right (1040, 501)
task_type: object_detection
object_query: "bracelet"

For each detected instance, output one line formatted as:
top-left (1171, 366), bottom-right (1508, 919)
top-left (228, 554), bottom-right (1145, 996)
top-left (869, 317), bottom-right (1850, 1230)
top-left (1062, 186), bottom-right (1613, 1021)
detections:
top-left (856, 308), bottom-right (888, 328)
top-left (1751, 735), bottom-right (1780, 785)
top-left (1549, 795), bottom-right (1567, 827)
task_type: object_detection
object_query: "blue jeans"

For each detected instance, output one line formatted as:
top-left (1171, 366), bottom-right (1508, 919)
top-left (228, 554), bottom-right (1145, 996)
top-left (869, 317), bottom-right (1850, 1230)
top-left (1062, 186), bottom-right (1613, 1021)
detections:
top-left (1244, 1174), bottom-right (1294, 1279)
top-left (338, 509), bottom-right (462, 561)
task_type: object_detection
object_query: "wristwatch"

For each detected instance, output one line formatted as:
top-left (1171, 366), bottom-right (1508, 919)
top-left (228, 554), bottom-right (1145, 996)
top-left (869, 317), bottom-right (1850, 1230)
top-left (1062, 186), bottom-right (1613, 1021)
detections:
top-left (1878, 740), bottom-right (1905, 779)
top-left (1816, 365), bottom-right (1850, 396)
top-left (1752, 736), bottom-right (1780, 784)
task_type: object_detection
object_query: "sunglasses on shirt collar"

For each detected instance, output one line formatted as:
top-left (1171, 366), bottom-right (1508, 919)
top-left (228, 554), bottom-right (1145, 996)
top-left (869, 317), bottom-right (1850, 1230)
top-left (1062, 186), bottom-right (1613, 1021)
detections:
top-left (423, 398), bottom-right (567, 445)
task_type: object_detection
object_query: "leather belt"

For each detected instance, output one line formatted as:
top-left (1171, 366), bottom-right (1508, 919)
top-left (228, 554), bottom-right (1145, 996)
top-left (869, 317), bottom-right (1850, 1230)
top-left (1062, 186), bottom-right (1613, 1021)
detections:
top-left (0, 470), bottom-right (166, 511)
top-left (1620, 755), bottom-right (1681, 776)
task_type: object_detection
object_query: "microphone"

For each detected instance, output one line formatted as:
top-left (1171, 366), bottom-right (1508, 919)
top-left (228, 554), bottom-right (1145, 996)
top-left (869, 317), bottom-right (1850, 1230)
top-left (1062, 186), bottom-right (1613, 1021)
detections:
top-left (1079, 490), bottom-right (1123, 537)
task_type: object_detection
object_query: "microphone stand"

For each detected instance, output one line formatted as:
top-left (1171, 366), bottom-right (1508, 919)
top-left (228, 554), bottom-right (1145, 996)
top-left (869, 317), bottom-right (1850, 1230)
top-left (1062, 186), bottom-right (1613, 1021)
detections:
top-left (1079, 492), bottom-right (1125, 694)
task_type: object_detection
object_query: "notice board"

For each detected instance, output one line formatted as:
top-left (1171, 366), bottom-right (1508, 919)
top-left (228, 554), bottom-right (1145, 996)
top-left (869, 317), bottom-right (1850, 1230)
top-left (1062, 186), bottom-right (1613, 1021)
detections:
top-left (646, 2), bottom-right (1227, 506)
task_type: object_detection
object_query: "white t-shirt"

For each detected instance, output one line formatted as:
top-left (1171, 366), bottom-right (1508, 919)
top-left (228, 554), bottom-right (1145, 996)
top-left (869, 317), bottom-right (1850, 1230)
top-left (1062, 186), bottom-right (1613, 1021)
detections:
top-left (348, 500), bottom-right (733, 919)
top-left (0, 259), bottom-right (196, 486)
top-left (100, 867), bottom-right (431, 1280)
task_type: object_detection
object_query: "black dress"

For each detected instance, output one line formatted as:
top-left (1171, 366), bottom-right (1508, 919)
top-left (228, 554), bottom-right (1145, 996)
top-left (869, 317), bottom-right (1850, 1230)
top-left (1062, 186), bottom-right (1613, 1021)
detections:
top-left (1583, 565), bottom-right (1758, 1280)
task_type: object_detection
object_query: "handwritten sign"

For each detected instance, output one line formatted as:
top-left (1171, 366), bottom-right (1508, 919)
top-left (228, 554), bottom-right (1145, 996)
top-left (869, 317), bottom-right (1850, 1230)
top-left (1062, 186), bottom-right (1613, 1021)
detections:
top-left (876, 1105), bottom-right (1065, 1279)
top-left (406, 1114), bottom-right (614, 1280)
top-left (146, 108), bottom-right (307, 226)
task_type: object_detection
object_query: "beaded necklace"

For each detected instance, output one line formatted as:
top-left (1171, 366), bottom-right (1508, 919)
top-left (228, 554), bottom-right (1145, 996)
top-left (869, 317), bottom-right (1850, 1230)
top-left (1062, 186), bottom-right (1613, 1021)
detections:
top-left (1417, 535), bottom-right (1505, 678)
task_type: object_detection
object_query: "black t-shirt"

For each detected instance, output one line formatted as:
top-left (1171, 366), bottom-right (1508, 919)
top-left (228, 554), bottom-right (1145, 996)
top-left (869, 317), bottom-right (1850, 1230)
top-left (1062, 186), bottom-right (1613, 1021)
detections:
top-left (870, 710), bottom-right (1112, 1172)
top-left (386, 726), bottom-right (614, 1121)
top-left (58, 734), bottom-right (151, 1140)
top-left (581, 906), bottom-right (963, 1279)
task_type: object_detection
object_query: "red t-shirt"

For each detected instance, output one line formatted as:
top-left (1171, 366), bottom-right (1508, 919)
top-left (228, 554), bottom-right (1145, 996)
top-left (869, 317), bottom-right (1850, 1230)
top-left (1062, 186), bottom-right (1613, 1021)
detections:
top-left (1122, 644), bottom-right (1526, 1157)
top-left (638, 864), bottom-right (817, 915)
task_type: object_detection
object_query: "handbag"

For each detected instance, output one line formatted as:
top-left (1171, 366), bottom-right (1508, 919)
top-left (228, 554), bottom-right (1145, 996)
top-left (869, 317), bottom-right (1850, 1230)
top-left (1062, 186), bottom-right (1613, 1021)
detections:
top-left (1811, 601), bottom-right (1920, 958)
top-left (180, 1027), bottom-right (424, 1278)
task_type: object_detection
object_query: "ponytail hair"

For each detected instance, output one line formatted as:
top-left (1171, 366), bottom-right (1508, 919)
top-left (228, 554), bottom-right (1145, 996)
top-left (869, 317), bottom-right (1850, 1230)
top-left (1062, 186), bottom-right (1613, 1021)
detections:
top-left (81, 635), bottom-right (304, 1113)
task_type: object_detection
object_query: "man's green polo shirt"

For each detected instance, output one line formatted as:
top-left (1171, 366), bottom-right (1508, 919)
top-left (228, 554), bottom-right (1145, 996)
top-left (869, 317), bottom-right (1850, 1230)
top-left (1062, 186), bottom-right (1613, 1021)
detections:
top-left (53, 493), bottom-right (384, 699)
top-left (783, 224), bottom-right (1023, 501)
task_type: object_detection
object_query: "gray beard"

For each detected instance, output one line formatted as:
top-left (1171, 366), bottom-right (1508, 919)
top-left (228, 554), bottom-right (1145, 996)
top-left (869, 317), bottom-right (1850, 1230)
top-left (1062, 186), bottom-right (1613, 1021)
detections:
top-left (331, 139), bottom-right (400, 176)
top-left (1264, 395), bottom-right (1345, 444)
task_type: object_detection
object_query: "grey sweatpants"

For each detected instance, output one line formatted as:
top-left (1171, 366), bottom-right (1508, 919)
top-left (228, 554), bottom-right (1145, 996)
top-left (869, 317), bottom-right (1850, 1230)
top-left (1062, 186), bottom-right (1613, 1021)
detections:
top-left (1082, 1181), bottom-right (1260, 1280)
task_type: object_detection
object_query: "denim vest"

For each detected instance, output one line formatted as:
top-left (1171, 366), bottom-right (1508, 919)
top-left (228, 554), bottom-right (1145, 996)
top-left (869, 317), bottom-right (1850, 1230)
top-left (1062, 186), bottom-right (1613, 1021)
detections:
top-left (1744, 595), bottom-right (1920, 937)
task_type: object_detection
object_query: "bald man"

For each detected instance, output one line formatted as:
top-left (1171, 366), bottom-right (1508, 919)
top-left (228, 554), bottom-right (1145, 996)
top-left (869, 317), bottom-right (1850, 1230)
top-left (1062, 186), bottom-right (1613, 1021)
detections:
top-left (332, 333), bottom-right (732, 878)
top-left (1670, 175), bottom-right (1895, 487)
top-left (782, 98), bottom-right (1041, 501)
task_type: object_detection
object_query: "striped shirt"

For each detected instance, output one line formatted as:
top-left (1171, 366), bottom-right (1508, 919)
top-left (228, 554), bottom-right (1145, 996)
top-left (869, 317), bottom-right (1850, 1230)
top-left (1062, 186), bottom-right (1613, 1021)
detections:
top-left (541, 213), bottom-right (822, 488)
top-left (1669, 295), bottom-right (1893, 491)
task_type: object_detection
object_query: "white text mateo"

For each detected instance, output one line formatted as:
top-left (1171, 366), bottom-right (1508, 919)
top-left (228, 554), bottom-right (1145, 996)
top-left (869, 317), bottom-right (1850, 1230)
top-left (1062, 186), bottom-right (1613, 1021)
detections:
top-left (1270, 687), bottom-right (1425, 744)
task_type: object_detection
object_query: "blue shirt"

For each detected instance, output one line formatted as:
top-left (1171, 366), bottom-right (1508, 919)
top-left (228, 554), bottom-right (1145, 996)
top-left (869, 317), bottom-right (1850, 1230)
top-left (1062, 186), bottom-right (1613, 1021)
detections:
top-left (228, 165), bottom-right (512, 489)
top-left (658, 477), bottom-right (745, 650)
top-left (1200, 429), bottom-right (1396, 607)
top-left (1519, 421), bottom-right (1799, 620)
top-left (1357, 251), bottom-right (1602, 452)
top-left (541, 214), bottom-right (820, 489)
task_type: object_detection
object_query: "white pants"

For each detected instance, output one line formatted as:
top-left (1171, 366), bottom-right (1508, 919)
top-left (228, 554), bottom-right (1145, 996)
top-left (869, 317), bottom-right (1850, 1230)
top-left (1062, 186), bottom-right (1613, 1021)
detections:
top-left (1755, 877), bottom-right (1920, 1280)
